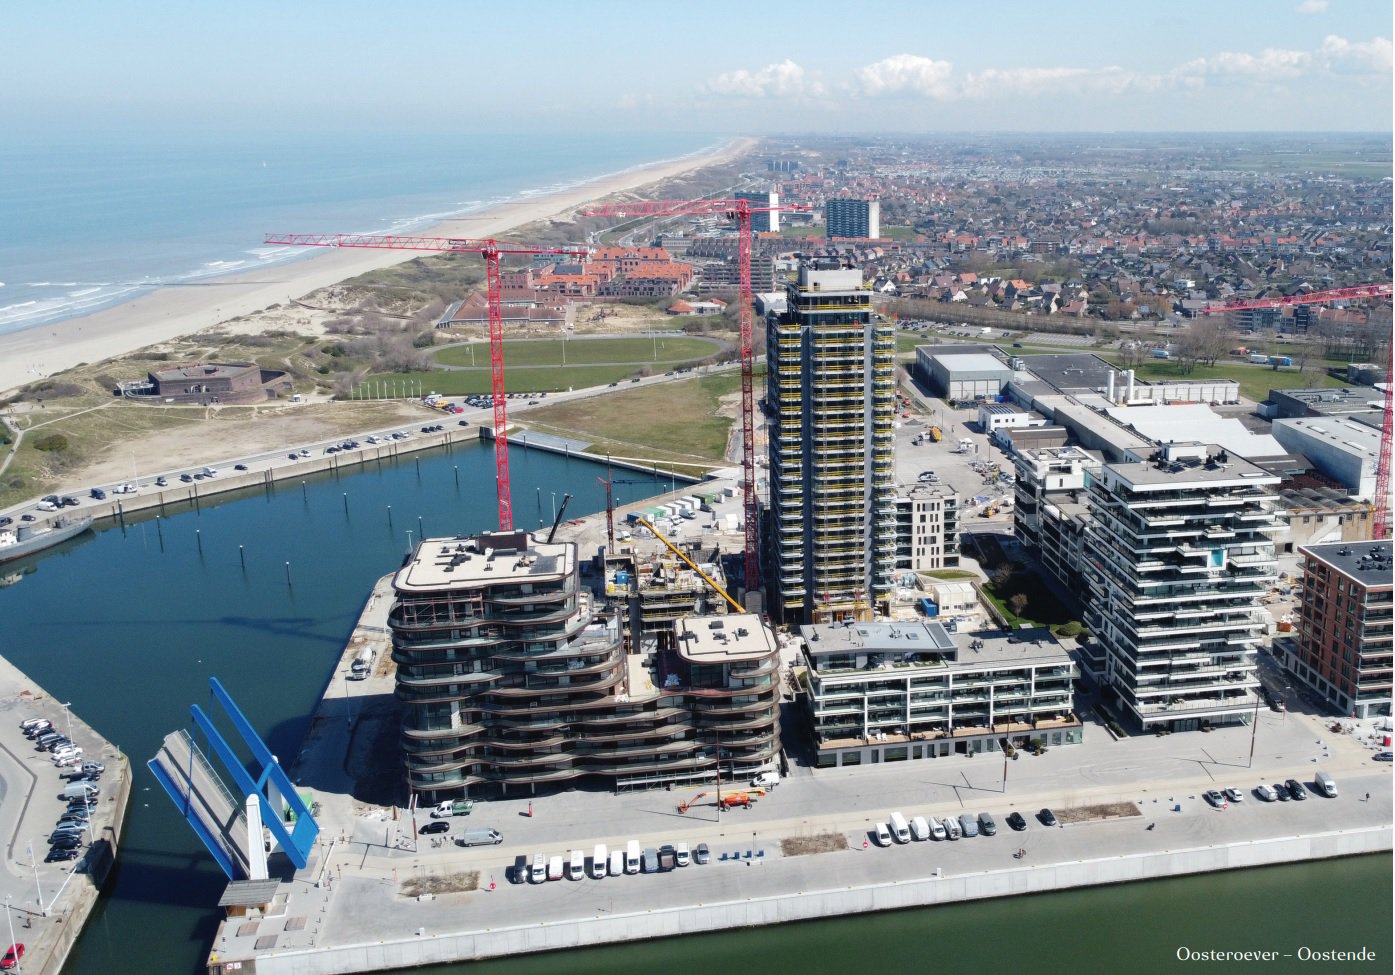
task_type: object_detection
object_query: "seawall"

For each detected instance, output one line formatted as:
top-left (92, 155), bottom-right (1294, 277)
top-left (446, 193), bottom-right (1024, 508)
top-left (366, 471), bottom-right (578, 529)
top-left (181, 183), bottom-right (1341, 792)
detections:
top-left (240, 828), bottom-right (1390, 974)
top-left (40, 424), bottom-right (700, 530)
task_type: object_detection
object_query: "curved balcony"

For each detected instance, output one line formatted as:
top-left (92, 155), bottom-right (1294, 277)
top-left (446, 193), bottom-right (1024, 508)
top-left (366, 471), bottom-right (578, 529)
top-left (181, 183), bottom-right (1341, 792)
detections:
top-left (484, 667), bottom-right (624, 698)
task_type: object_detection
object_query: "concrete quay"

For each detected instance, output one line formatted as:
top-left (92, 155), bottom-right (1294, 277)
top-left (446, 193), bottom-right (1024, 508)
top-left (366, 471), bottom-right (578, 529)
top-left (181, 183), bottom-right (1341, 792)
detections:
top-left (0, 657), bottom-right (131, 975)
top-left (202, 575), bottom-right (1394, 974)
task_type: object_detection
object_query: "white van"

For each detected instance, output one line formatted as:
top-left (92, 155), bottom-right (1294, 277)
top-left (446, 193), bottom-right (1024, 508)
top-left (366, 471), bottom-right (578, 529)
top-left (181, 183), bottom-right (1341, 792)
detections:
top-left (909, 816), bottom-right (931, 841)
top-left (873, 822), bottom-right (893, 847)
top-left (608, 849), bottom-right (624, 877)
top-left (590, 844), bottom-right (608, 879)
top-left (945, 816), bottom-right (963, 840)
top-left (1315, 770), bottom-right (1338, 798)
top-left (888, 811), bottom-right (911, 844)
top-left (928, 816), bottom-right (947, 840)
top-left (547, 855), bottom-right (564, 881)
top-left (624, 840), bottom-right (641, 874)
top-left (567, 849), bottom-right (585, 880)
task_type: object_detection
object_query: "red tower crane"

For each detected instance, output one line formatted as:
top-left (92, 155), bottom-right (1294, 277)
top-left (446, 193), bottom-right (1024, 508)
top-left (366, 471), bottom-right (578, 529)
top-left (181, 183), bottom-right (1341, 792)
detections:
top-left (581, 199), bottom-right (807, 596)
top-left (264, 233), bottom-right (588, 532)
top-left (1202, 283), bottom-right (1393, 313)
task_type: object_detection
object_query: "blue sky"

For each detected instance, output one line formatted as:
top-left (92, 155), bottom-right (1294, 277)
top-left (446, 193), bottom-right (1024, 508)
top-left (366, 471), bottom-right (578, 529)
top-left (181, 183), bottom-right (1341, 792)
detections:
top-left (4, 0), bottom-right (1390, 133)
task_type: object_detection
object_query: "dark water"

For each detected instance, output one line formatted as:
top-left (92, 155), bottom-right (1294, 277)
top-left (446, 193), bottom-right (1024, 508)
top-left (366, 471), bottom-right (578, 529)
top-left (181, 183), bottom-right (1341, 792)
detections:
top-left (1, 441), bottom-right (1388, 974)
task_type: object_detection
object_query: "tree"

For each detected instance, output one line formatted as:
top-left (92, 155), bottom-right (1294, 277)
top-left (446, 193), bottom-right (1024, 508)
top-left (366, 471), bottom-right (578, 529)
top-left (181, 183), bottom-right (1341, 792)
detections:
top-left (1008, 592), bottom-right (1029, 617)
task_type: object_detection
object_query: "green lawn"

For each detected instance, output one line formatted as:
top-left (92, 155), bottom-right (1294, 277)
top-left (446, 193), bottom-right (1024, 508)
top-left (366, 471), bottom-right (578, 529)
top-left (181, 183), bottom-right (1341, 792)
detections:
top-left (523, 370), bottom-right (751, 465)
top-left (433, 335), bottom-right (721, 368)
top-left (357, 335), bottom-right (729, 397)
top-left (982, 571), bottom-right (1075, 629)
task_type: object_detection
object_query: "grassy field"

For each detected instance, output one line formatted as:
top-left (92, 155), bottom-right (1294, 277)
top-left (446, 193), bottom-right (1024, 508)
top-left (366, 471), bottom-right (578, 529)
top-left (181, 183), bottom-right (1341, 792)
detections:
top-left (358, 335), bottom-right (728, 397)
top-left (434, 335), bottom-right (721, 368)
top-left (521, 370), bottom-right (750, 469)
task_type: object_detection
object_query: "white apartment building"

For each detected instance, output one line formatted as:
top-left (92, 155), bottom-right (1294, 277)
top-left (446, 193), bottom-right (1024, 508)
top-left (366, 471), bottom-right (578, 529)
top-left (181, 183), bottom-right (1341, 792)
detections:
top-left (1082, 443), bottom-right (1285, 730)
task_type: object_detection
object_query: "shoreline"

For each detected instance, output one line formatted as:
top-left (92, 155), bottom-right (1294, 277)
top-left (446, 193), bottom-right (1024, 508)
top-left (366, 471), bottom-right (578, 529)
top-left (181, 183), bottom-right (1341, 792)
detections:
top-left (0, 137), bottom-right (756, 398)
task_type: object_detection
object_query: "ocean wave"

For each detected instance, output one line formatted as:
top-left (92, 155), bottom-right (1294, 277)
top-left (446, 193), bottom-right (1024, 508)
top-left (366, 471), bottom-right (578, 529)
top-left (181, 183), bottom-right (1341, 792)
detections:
top-left (0, 136), bottom-right (734, 336)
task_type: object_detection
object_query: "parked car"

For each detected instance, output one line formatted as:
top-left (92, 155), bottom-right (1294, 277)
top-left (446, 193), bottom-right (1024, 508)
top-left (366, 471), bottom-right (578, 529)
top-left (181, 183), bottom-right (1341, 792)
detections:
top-left (873, 822), bottom-right (893, 847)
top-left (694, 842), bottom-right (710, 865)
top-left (1006, 811), bottom-right (1027, 831)
top-left (1374, 751), bottom-right (1393, 762)
top-left (1038, 808), bottom-right (1058, 827)
top-left (1224, 788), bottom-right (1244, 804)
top-left (1285, 779), bottom-right (1308, 801)
top-left (0, 945), bottom-right (22, 971)
top-left (1273, 782), bottom-right (1291, 801)
top-left (1254, 784), bottom-right (1278, 802)
top-left (1204, 790), bottom-right (1227, 809)
top-left (419, 820), bottom-right (450, 834)
top-left (44, 847), bottom-right (78, 863)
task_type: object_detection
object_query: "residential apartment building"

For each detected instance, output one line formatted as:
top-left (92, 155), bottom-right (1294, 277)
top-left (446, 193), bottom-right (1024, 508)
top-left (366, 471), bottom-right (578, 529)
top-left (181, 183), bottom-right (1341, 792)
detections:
top-left (893, 485), bottom-right (960, 571)
top-left (1081, 443), bottom-right (1284, 730)
top-left (825, 198), bottom-right (880, 239)
top-left (1291, 541), bottom-right (1392, 719)
top-left (1013, 446), bottom-right (1102, 591)
top-left (389, 530), bottom-right (780, 799)
top-left (735, 190), bottom-right (780, 233)
top-left (766, 260), bottom-right (896, 625)
top-left (800, 621), bottom-right (1080, 768)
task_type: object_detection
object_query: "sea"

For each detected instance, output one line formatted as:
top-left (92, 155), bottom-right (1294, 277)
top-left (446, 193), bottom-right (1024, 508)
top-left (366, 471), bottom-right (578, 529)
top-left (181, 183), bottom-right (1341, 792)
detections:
top-left (0, 129), bottom-right (723, 334)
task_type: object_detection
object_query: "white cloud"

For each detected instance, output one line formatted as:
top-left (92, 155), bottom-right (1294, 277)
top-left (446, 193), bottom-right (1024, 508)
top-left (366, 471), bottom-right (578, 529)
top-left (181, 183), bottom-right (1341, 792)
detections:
top-left (961, 65), bottom-right (1157, 98)
top-left (855, 54), bottom-right (955, 99)
top-left (1319, 34), bottom-right (1394, 73)
top-left (1176, 47), bottom-right (1312, 79)
top-left (1296, 0), bottom-right (1328, 14)
top-left (707, 59), bottom-right (823, 98)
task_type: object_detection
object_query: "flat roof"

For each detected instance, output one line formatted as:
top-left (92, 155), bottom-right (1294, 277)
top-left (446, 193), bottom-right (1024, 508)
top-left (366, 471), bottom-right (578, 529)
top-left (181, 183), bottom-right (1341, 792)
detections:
top-left (1301, 540), bottom-right (1393, 586)
top-left (152, 362), bottom-right (256, 381)
top-left (800, 621), bottom-right (1071, 672)
top-left (675, 614), bottom-right (776, 663)
top-left (1105, 404), bottom-right (1286, 459)
top-left (1272, 414), bottom-right (1382, 460)
top-left (1020, 353), bottom-right (1123, 394)
top-left (1109, 444), bottom-right (1280, 489)
top-left (935, 353), bottom-right (1012, 374)
top-left (394, 531), bottom-right (571, 592)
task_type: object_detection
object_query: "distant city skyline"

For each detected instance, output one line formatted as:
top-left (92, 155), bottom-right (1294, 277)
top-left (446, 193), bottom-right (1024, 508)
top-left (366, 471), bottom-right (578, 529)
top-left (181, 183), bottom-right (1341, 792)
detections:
top-left (3, 0), bottom-right (1390, 134)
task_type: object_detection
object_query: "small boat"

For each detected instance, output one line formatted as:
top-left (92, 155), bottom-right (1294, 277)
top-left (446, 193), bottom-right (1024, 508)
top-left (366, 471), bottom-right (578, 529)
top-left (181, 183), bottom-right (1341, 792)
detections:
top-left (0, 514), bottom-right (94, 564)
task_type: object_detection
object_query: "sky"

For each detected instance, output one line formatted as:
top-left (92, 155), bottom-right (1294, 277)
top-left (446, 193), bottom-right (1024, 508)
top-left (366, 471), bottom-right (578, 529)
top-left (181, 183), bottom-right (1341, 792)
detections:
top-left (3, 0), bottom-right (1391, 134)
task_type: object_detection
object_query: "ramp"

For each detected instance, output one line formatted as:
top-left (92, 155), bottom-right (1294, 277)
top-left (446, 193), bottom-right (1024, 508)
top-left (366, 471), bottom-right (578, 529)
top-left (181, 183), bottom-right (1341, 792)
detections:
top-left (148, 729), bottom-right (252, 880)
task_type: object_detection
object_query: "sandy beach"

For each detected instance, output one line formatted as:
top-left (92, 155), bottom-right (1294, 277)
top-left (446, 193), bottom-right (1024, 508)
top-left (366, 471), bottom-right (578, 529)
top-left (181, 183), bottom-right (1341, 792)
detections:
top-left (0, 138), bottom-right (755, 397)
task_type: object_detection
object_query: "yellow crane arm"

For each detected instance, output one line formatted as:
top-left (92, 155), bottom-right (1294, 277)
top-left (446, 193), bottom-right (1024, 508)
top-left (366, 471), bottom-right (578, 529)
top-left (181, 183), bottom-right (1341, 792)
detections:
top-left (634, 516), bottom-right (744, 614)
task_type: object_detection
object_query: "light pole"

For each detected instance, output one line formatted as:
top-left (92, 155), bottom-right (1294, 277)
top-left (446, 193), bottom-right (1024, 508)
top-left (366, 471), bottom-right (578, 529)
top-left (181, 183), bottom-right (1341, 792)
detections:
top-left (57, 702), bottom-right (73, 746)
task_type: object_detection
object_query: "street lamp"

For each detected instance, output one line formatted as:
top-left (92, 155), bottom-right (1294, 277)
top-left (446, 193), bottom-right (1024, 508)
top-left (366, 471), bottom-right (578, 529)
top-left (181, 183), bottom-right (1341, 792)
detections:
top-left (57, 702), bottom-right (73, 746)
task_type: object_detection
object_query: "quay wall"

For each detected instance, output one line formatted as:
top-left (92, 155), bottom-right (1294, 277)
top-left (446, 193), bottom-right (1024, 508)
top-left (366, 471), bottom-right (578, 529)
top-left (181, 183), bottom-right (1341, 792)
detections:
top-left (247, 827), bottom-right (1391, 975)
top-left (56, 425), bottom-right (699, 530)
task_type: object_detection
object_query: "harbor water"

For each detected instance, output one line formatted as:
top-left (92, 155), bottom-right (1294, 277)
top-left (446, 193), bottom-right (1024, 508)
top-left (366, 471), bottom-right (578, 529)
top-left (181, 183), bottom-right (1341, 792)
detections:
top-left (0, 441), bottom-right (1387, 974)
